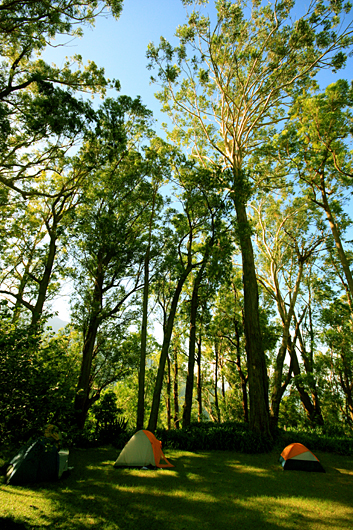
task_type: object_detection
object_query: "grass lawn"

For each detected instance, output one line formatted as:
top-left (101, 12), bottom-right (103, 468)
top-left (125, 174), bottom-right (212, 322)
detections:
top-left (1, 446), bottom-right (353, 530)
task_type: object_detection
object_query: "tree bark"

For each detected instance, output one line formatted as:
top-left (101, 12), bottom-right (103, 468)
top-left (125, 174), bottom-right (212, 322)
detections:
top-left (136, 188), bottom-right (157, 430)
top-left (147, 264), bottom-right (193, 432)
top-left (136, 243), bottom-right (150, 430)
top-left (233, 195), bottom-right (270, 436)
top-left (166, 354), bottom-right (172, 430)
top-left (74, 316), bottom-right (100, 429)
top-left (173, 348), bottom-right (180, 429)
top-left (214, 341), bottom-right (221, 423)
top-left (288, 337), bottom-right (324, 426)
top-left (270, 261), bottom-right (304, 429)
top-left (196, 333), bottom-right (203, 422)
top-left (233, 323), bottom-right (249, 423)
top-left (74, 260), bottom-right (104, 429)
top-left (30, 227), bottom-right (58, 329)
top-left (182, 259), bottom-right (207, 427)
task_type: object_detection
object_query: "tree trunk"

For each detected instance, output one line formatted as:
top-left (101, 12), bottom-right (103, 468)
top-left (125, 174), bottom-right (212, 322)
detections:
top-left (136, 243), bottom-right (150, 430)
top-left (233, 195), bottom-right (270, 436)
top-left (270, 262), bottom-right (304, 429)
top-left (214, 342), bottom-right (221, 423)
top-left (182, 260), bottom-right (207, 427)
top-left (166, 354), bottom-right (171, 430)
top-left (74, 316), bottom-right (100, 429)
top-left (173, 348), bottom-right (180, 429)
top-left (321, 178), bottom-right (353, 305)
top-left (197, 333), bottom-right (203, 422)
top-left (234, 323), bottom-right (248, 423)
top-left (288, 337), bottom-right (324, 426)
top-left (74, 261), bottom-right (103, 429)
top-left (30, 228), bottom-right (58, 329)
top-left (147, 265), bottom-right (193, 432)
top-left (136, 188), bottom-right (157, 430)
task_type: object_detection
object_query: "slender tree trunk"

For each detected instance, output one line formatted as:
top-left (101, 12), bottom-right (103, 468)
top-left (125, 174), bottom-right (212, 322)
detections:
top-left (288, 337), bottom-right (324, 426)
top-left (173, 348), bottom-right (180, 429)
top-left (136, 244), bottom-right (150, 430)
top-left (166, 354), bottom-right (171, 430)
top-left (12, 247), bottom-right (36, 323)
top-left (234, 323), bottom-right (248, 423)
top-left (74, 262), bottom-right (103, 429)
top-left (147, 265), bottom-right (193, 432)
top-left (74, 316), bottom-right (100, 429)
top-left (232, 194), bottom-right (270, 436)
top-left (300, 304), bottom-right (324, 424)
top-left (214, 342), bottom-right (221, 423)
top-left (30, 229), bottom-right (58, 329)
top-left (197, 333), bottom-right (203, 422)
top-left (182, 259), bottom-right (207, 427)
top-left (136, 189), bottom-right (157, 430)
top-left (270, 261), bottom-right (304, 429)
top-left (340, 372), bottom-right (353, 422)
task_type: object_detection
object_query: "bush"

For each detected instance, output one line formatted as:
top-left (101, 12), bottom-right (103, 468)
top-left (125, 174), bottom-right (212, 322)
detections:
top-left (152, 422), bottom-right (353, 455)
top-left (277, 427), bottom-right (353, 456)
top-left (0, 311), bottom-right (78, 444)
top-left (90, 391), bottom-right (128, 445)
top-left (156, 422), bottom-right (273, 453)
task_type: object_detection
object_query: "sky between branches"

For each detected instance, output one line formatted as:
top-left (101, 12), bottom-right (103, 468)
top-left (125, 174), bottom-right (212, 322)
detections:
top-left (44, 0), bottom-right (353, 321)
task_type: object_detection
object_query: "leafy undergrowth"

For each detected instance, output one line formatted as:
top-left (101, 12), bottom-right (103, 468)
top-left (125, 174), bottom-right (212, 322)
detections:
top-left (152, 422), bottom-right (353, 456)
top-left (1, 446), bottom-right (353, 530)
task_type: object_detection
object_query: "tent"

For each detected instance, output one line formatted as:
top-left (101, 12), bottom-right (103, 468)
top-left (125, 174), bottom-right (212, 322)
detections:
top-left (6, 425), bottom-right (69, 485)
top-left (114, 430), bottom-right (173, 468)
top-left (279, 443), bottom-right (325, 472)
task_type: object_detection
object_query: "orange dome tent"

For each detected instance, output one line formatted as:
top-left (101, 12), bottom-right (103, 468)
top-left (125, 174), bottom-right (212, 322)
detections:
top-left (114, 430), bottom-right (173, 469)
top-left (279, 443), bottom-right (325, 472)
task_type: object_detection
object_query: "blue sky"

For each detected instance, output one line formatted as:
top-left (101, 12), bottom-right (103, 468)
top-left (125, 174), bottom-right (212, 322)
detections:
top-left (47, 0), bottom-right (353, 321)
top-left (43, 0), bottom-right (190, 128)
top-left (43, 0), bottom-right (353, 135)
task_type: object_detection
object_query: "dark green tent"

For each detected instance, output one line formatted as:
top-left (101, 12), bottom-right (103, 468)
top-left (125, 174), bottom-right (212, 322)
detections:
top-left (6, 438), bottom-right (59, 485)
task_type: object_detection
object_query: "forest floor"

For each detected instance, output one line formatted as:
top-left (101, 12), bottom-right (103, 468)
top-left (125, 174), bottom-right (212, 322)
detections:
top-left (0, 445), bottom-right (352, 530)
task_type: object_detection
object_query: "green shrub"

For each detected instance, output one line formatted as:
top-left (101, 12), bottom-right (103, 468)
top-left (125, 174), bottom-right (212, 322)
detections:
top-left (156, 422), bottom-right (273, 453)
top-left (278, 428), bottom-right (353, 456)
top-left (90, 390), bottom-right (128, 444)
top-left (153, 422), bottom-right (353, 455)
top-left (0, 309), bottom-right (78, 444)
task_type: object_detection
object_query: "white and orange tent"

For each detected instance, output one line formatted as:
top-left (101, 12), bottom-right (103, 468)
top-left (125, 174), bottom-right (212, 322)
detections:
top-left (114, 430), bottom-right (173, 469)
top-left (279, 443), bottom-right (325, 472)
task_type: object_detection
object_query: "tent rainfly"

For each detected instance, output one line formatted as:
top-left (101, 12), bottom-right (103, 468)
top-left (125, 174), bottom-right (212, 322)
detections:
top-left (114, 430), bottom-right (173, 468)
top-left (279, 443), bottom-right (325, 472)
top-left (6, 425), bottom-right (69, 485)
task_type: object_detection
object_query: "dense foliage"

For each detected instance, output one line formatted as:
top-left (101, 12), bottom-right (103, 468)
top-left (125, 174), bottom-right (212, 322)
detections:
top-left (1, 0), bottom-right (353, 449)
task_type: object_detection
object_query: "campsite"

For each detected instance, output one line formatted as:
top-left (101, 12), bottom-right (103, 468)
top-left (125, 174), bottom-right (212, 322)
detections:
top-left (1, 445), bottom-right (353, 530)
top-left (2, 0), bottom-right (353, 528)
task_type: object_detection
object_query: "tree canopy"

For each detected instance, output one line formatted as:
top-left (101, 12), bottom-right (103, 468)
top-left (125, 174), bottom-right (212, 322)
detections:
top-left (1, 0), bottom-right (353, 444)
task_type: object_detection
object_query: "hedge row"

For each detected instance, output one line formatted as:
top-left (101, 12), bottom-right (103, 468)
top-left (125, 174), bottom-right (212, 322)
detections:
top-left (155, 423), bottom-right (272, 453)
top-left (154, 423), bottom-right (353, 456)
top-left (96, 421), bottom-right (353, 456)
top-left (279, 428), bottom-right (353, 456)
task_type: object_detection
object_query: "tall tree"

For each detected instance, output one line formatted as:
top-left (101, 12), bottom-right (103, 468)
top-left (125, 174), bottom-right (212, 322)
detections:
top-left (147, 171), bottom-right (220, 432)
top-left (253, 193), bottom-right (325, 427)
top-left (68, 96), bottom-right (155, 428)
top-left (147, 0), bottom-right (353, 435)
top-left (280, 80), bottom-right (353, 307)
top-left (136, 140), bottom-right (175, 430)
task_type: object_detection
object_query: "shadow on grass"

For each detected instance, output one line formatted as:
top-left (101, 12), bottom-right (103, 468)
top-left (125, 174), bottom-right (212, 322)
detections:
top-left (1, 447), bottom-right (353, 530)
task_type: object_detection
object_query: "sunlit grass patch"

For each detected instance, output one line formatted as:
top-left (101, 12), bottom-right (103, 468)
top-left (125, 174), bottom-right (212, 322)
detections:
top-left (1, 446), bottom-right (353, 530)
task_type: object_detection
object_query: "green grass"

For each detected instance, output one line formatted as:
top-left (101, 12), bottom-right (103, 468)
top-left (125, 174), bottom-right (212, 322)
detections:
top-left (1, 446), bottom-right (353, 530)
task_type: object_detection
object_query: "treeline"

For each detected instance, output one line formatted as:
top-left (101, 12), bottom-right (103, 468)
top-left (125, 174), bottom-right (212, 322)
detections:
top-left (1, 0), bottom-right (353, 446)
